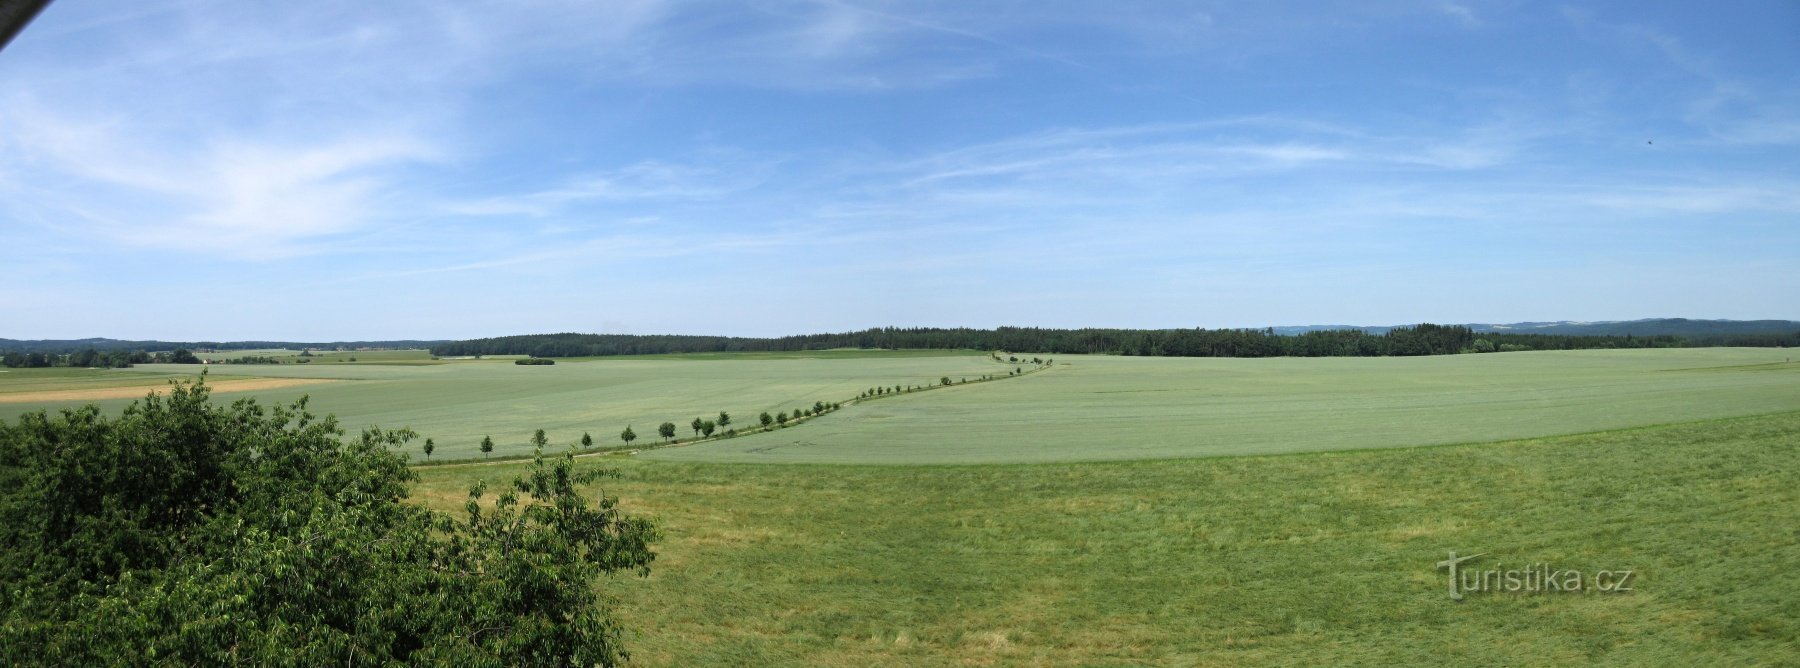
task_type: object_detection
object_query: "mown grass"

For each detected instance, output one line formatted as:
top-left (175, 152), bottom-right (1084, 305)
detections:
top-left (414, 410), bottom-right (1800, 666)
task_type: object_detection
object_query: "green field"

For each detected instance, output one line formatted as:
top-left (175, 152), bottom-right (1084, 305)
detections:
top-left (0, 367), bottom-right (196, 395)
top-left (2, 349), bottom-right (1795, 464)
top-left (0, 353), bottom-right (1008, 460)
top-left (648, 349), bottom-right (1800, 464)
top-left (413, 410), bottom-right (1800, 665)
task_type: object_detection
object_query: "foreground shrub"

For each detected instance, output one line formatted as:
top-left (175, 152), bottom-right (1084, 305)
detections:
top-left (0, 380), bottom-right (656, 666)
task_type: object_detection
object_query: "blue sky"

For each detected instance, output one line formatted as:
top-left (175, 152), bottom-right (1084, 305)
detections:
top-left (2, 1), bottom-right (1796, 340)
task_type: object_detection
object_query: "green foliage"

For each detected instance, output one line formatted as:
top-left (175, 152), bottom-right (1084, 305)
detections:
top-left (0, 380), bottom-right (656, 665)
top-left (514, 358), bottom-right (555, 365)
top-left (758, 412), bottom-right (772, 427)
top-left (581, 431), bottom-right (593, 448)
top-left (423, 437), bottom-right (435, 459)
top-left (658, 422), bottom-right (676, 442)
top-left (620, 425), bottom-right (637, 447)
top-left (531, 428), bottom-right (548, 449)
top-left (717, 411), bottom-right (730, 431)
top-left (480, 435), bottom-right (494, 458)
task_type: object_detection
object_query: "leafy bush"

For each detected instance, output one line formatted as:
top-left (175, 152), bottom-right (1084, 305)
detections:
top-left (0, 381), bottom-right (656, 665)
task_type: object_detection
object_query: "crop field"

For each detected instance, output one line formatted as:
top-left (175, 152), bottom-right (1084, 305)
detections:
top-left (0, 354), bottom-right (1008, 459)
top-left (2, 348), bottom-right (1795, 463)
top-left (0, 367), bottom-right (196, 396)
top-left (412, 410), bottom-right (1800, 665)
top-left (648, 348), bottom-right (1800, 464)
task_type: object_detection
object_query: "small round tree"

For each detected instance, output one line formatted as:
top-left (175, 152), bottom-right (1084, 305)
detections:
top-left (759, 412), bottom-right (773, 427)
top-left (581, 431), bottom-right (593, 448)
top-left (701, 420), bottom-right (716, 437)
top-left (658, 422), bottom-right (677, 442)
top-left (717, 411), bottom-right (731, 432)
top-left (690, 417), bottom-right (704, 437)
top-left (620, 425), bottom-right (637, 448)
top-left (423, 438), bottom-right (435, 460)
top-left (531, 429), bottom-right (548, 450)
top-left (480, 435), bottom-right (494, 458)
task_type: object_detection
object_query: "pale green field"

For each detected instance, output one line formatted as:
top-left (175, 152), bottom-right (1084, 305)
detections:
top-left (0, 367), bottom-right (195, 395)
top-left (0, 354), bottom-right (1007, 460)
top-left (644, 348), bottom-right (1800, 464)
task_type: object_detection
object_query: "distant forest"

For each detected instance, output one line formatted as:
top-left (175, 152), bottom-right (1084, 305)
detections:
top-left (430, 324), bottom-right (1799, 359)
top-left (0, 338), bottom-right (447, 355)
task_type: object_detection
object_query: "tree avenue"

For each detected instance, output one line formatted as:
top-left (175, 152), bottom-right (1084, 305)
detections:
top-left (0, 380), bottom-right (658, 665)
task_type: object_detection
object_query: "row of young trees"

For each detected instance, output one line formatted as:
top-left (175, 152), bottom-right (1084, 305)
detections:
top-left (432, 403), bottom-right (849, 462)
top-left (0, 348), bottom-right (202, 368)
top-left (431, 324), bottom-right (1780, 359)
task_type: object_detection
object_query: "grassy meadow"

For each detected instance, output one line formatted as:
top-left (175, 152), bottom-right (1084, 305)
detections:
top-left (414, 410), bottom-right (1800, 666)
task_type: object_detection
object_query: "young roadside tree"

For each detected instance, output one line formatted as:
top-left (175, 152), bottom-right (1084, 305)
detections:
top-left (0, 380), bottom-right (657, 665)
top-left (759, 412), bottom-right (773, 427)
top-left (423, 437), bottom-right (435, 460)
top-left (813, 401), bottom-right (825, 413)
top-left (480, 434), bottom-right (494, 458)
top-left (941, 376), bottom-right (951, 386)
top-left (582, 431), bottom-right (594, 448)
top-left (531, 428), bottom-right (549, 449)
top-left (776, 411), bottom-right (788, 425)
top-left (658, 422), bottom-right (677, 442)
top-left (700, 420), bottom-right (716, 437)
top-left (717, 411), bottom-right (731, 432)
top-left (620, 425), bottom-right (637, 447)
top-left (690, 417), bottom-right (704, 437)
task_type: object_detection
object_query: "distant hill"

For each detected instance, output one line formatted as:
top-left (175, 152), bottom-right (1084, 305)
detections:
top-left (0, 338), bottom-right (450, 354)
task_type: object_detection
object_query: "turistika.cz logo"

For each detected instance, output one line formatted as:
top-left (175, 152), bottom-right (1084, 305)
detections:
top-left (1436, 550), bottom-right (1635, 600)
